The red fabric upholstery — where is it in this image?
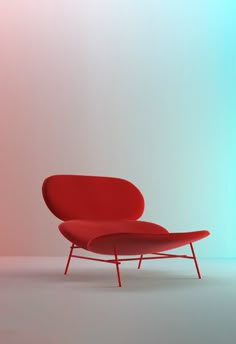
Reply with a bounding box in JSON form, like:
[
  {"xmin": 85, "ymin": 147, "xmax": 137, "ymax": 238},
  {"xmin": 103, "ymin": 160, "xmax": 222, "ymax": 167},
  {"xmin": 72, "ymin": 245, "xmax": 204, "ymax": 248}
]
[
  {"xmin": 42, "ymin": 174, "xmax": 210, "ymax": 285},
  {"xmin": 59, "ymin": 220, "xmax": 209, "ymax": 255},
  {"xmin": 87, "ymin": 231, "xmax": 210, "ymax": 255},
  {"xmin": 58, "ymin": 219, "xmax": 168, "ymax": 250},
  {"xmin": 42, "ymin": 175, "xmax": 144, "ymax": 221}
]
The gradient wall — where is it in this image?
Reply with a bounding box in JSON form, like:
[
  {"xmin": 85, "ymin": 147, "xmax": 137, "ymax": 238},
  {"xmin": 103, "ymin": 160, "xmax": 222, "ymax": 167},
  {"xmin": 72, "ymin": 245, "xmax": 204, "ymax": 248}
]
[{"xmin": 0, "ymin": 0, "xmax": 235, "ymax": 257}]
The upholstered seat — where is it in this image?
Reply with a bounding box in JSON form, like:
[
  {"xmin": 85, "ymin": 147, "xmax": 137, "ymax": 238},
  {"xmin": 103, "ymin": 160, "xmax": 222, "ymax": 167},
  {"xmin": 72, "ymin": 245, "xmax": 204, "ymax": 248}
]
[{"xmin": 59, "ymin": 219, "xmax": 209, "ymax": 255}]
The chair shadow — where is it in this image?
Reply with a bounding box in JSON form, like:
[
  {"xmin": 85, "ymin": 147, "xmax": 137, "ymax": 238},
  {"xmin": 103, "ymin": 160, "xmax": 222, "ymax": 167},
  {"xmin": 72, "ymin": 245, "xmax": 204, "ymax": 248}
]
[{"xmin": 0, "ymin": 264, "xmax": 230, "ymax": 292}]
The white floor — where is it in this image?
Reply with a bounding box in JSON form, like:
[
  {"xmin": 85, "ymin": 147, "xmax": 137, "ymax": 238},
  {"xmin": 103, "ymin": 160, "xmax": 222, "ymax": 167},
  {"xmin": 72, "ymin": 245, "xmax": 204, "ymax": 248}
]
[{"xmin": 0, "ymin": 256, "xmax": 236, "ymax": 344}]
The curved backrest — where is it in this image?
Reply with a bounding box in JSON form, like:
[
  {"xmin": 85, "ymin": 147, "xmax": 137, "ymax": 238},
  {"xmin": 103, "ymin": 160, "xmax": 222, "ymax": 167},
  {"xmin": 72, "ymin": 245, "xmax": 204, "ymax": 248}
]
[{"xmin": 42, "ymin": 175, "xmax": 145, "ymax": 221}]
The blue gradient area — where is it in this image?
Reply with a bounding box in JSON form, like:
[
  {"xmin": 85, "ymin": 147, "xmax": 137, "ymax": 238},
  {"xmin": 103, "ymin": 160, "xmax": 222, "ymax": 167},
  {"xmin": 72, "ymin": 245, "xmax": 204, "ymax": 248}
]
[{"xmin": 86, "ymin": 0, "xmax": 236, "ymax": 257}]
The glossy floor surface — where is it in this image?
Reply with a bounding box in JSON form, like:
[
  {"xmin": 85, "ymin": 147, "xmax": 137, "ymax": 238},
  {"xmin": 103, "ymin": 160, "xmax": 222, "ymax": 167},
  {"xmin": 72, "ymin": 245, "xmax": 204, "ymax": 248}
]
[{"xmin": 1, "ymin": 256, "xmax": 236, "ymax": 344}]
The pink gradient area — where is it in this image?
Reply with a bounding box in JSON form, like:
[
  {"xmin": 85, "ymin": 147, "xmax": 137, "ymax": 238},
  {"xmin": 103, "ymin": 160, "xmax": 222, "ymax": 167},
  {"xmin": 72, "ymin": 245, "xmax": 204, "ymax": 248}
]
[{"xmin": 0, "ymin": 330, "xmax": 66, "ymax": 344}]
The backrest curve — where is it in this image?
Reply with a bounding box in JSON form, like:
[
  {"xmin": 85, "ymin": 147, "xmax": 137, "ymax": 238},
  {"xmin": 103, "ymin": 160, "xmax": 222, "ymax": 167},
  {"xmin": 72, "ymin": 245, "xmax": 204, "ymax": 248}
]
[{"xmin": 42, "ymin": 175, "xmax": 145, "ymax": 221}]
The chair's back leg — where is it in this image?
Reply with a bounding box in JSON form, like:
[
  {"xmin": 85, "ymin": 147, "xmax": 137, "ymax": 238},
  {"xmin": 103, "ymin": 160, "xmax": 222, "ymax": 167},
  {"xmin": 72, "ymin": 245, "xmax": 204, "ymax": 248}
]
[
  {"xmin": 190, "ymin": 243, "xmax": 201, "ymax": 279},
  {"xmin": 137, "ymin": 254, "xmax": 143, "ymax": 269},
  {"xmin": 64, "ymin": 244, "xmax": 75, "ymax": 275}
]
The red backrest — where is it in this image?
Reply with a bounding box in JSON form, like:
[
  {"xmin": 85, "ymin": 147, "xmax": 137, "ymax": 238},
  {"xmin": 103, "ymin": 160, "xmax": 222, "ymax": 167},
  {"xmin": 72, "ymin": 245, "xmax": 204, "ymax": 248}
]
[{"xmin": 42, "ymin": 175, "xmax": 145, "ymax": 221}]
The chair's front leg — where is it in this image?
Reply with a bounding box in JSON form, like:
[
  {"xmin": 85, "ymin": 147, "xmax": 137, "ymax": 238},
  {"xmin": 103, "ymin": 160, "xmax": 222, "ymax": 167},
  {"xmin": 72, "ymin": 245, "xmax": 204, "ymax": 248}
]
[
  {"xmin": 64, "ymin": 243, "xmax": 75, "ymax": 275},
  {"xmin": 190, "ymin": 243, "xmax": 201, "ymax": 279},
  {"xmin": 114, "ymin": 246, "xmax": 122, "ymax": 287}
]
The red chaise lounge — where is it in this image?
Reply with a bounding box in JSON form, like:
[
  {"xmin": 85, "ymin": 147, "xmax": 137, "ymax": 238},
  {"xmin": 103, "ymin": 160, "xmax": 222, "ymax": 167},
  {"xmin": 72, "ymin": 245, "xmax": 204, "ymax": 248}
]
[{"xmin": 42, "ymin": 175, "xmax": 210, "ymax": 287}]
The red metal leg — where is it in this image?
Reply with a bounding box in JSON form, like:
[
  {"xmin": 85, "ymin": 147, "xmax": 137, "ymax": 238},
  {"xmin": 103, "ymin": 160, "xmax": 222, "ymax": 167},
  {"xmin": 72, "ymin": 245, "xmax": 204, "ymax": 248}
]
[
  {"xmin": 114, "ymin": 246, "xmax": 122, "ymax": 287},
  {"xmin": 138, "ymin": 254, "xmax": 143, "ymax": 269},
  {"xmin": 63, "ymin": 243, "xmax": 202, "ymax": 284},
  {"xmin": 190, "ymin": 243, "xmax": 201, "ymax": 279},
  {"xmin": 64, "ymin": 244, "xmax": 75, "ymax": 275}
]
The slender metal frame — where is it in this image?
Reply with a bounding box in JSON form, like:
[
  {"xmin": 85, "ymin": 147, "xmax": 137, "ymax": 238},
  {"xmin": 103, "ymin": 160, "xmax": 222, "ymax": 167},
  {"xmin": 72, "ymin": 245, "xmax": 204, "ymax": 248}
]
[
  {"xmin": 190, "ymin": 242, "xmax": 201, "ymax": 279},
  {"xmin": 63, "ymin": 242, "xmax": 202, "ymax": 286},
  {"xmin": 64, "ymin": 243, "xmax": 75, "ymax": 275}
]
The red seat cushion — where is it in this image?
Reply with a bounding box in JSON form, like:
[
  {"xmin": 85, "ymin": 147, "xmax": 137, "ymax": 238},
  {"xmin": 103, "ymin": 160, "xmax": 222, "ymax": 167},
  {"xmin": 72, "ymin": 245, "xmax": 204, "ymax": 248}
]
[
  {"xmin": 59, "ymin": 220, "xmax": 209, "ymax": 255},
  {"xmin": 59, "ymin": 220, "xmax": 168, "ymax": 248},
  {"xmin": 87, "ymin": 231, "xmax": 210, "ymax": 255}
]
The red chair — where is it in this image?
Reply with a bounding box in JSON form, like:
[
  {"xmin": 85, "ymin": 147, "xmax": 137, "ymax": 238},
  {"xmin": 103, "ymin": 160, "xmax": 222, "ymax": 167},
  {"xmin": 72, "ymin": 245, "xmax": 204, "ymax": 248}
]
[{"xmin": 42, "ymin": 175, "xmax": 210, "ymax": 287}]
